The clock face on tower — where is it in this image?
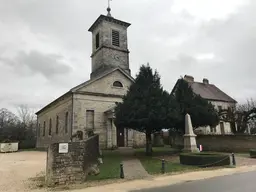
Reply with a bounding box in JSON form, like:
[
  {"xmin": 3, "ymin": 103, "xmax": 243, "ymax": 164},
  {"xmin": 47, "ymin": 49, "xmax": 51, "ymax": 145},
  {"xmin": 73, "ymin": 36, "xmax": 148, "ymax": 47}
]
[{"xmin": 114, "ymin": 54, "xmax": 120, "ymax": 61}]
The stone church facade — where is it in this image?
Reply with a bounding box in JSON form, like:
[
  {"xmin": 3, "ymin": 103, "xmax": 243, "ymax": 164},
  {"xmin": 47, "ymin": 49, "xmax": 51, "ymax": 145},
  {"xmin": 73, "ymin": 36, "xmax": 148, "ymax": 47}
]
[{"xmin": 36, "ymin": 10, "xmax": 146, "ymax": 149}]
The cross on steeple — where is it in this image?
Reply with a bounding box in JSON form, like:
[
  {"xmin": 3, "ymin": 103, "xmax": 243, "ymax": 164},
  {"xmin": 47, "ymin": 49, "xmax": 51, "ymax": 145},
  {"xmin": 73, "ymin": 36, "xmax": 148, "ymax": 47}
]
[{"xmin": 107, "ymin": 0, "xmax": 112, "ymax": 17}]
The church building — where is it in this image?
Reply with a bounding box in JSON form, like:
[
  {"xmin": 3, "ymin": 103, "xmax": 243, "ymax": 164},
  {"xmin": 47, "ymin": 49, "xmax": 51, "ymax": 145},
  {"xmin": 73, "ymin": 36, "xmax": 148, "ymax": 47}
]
[{"xmin": 36, "ymin": 7, "xmax": 146, "ymax": 149}]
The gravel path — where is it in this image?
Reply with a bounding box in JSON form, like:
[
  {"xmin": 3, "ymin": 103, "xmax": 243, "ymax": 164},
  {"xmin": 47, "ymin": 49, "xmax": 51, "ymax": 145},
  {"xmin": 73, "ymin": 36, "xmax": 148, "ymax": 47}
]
[
  {"xmin": 0, "ymin": 151, "xmax": 46, "ymax": 192},
  {"xmin": 118, "ymin": 148, "xmax": 152, "ymax": 180},
  {"xmin": 236, "ymin": 156, "xmax": 256, "ymax": 166},
  {"xmin": 122, "ymin": 158, "xmax": 151, "ymax": 180}
]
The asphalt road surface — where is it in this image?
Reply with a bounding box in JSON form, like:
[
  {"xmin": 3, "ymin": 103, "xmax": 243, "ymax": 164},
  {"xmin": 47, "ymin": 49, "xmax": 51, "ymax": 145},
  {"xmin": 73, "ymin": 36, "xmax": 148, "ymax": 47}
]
[{"xmin": 131, "ymin": 171, "xmax": 256, "ymax": 192}]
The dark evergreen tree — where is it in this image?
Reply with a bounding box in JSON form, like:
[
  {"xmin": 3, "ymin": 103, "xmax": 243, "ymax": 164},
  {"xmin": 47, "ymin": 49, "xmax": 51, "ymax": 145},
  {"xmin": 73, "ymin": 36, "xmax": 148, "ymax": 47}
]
[
  {"xmin": 173, "ymin": 78, "xmax": 219, "ymax": 133},
  {"xmin": 115, "ymin": 64, "xmax": 176, "ymax": 155}
]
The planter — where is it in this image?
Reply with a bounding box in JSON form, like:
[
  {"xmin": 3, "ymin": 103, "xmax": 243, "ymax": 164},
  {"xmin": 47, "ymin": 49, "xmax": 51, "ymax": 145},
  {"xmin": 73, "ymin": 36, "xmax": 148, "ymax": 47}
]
[
  {"xmin": 250, "ymin": 149, "xmax": 256, "ymax": 158},
  {"xmin": 179, "ymin": 152, "xmax": 230, "ymax": 167},
  {"xmin": 0, "ymin": 142, "xmax": 19, "ymax": 153}
]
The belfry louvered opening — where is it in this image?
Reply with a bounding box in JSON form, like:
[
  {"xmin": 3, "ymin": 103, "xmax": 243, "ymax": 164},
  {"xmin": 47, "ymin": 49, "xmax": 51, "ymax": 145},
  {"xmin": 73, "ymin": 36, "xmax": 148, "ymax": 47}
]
[{"xmin": 112, "ymin": 30, "xmax": 120, "ymax": 47}]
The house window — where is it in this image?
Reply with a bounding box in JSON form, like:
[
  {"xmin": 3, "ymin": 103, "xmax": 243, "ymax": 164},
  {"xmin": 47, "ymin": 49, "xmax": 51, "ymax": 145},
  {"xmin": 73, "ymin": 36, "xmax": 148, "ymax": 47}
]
[
  {"xmin": 218, "ymin": 106, "xmax": 222, "ymax": 111},
  {"xmin": 49, "ymin": 118, "xmax": 52, "ymax": 136},
  {"xmin": 43, "ymin": 121, "xmax": 46, "ymax": 136},
  {"xmin": 65, "ymin": 112, "xmax": 68, "ymax": 133},
  {"xmin": 112, "ymin": 30, "xmax": 120, "ymax": 47},
  {"xmin": 56, "ymin": 115, "xmax": 59, "ymax": 134},
  {"xmin": 95, "ymin": 32, "xmax": 100, "ymax": 49},
  {"xmin": 113, "ymin": 81, "xmax": 123, "ymax": 88}
]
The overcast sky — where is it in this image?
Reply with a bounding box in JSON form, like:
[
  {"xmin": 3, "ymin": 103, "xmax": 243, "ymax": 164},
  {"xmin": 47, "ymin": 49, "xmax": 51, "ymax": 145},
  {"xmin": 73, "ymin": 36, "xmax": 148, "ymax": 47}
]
[{"xmin": 0, "ymin": 0, "xmax": 255, "ymax": 113}]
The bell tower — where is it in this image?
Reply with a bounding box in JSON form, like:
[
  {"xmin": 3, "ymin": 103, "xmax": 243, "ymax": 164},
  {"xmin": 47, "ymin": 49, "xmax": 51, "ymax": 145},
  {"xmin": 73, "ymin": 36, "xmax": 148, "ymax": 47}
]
[{"xmin": 88, "ymin": 4, "xmax": 131, "ymax": 79}]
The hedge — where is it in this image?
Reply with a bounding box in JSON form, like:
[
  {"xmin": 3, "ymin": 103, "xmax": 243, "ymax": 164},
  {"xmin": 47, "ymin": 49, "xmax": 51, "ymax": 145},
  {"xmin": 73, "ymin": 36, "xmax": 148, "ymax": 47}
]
[
  {"xmin": 179, "ymin": 152, "xmax": 230, "ymax": 167},
  {"xmin": 250, "ymin": 149, "xmax": 256, "ymax": 158}
]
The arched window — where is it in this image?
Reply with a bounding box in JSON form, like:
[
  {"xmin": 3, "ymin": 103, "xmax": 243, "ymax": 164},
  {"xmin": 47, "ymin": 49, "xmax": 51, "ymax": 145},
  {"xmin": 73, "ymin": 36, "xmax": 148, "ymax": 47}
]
[{"xmin": 113, "ymin": 81, "xmax": 123, "ymax": 88}]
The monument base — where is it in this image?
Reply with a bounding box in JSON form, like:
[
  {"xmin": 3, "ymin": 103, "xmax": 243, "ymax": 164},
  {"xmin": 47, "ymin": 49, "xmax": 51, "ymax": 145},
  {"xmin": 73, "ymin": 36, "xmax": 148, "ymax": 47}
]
[{"xmin": 183, "ymin": 135, "xmax": 199, "ymax": 153}]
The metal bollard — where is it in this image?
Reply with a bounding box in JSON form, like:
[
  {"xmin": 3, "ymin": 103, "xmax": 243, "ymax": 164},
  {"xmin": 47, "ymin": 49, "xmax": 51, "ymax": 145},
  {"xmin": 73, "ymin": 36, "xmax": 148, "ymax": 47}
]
[
  {"xmin": 120, "ymin": 163, "xmax": 124, "ymax": 179},
  {"xmin": 232, "ymin": 153, "xmax": 236, "ymax": 166},
  {"xmin": 161, "ymin": 159, "xmax": 165, "ymax": 174}
]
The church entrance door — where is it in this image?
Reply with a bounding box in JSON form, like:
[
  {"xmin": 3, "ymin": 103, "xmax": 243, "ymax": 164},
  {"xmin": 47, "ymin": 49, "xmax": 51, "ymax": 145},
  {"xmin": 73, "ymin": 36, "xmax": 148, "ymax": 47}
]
[{"xmin": 117, "ymin": 127, "xmax": 125, "ymax": 147}]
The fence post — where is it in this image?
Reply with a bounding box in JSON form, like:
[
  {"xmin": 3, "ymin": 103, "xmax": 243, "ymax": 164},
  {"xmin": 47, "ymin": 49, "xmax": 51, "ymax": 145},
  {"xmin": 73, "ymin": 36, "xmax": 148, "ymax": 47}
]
[
  {"xmin": 161, "ymin": 159, "xmax": 165, "ymax": 174},
  {"xmin": 120, "ymin": 163, "xmax": 124, "ymax": 179},
  {"xmin": 232, "ymin": 153, "xmax": 236, "ymax": 166}
]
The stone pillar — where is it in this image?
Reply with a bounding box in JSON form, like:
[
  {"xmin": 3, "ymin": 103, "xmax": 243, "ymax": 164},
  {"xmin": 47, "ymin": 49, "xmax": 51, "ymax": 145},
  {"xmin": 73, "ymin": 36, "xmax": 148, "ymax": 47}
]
[
  {"xmin": 111, "ymin": 119, "xmax": 117, "ymax": 147},
  {"xmin": 183, "ymin": 114, "xmax": 199, "ymax": 152},
  {"xmin": 107, "ymin": 119, "xmax": 112, "ymax": 149}
]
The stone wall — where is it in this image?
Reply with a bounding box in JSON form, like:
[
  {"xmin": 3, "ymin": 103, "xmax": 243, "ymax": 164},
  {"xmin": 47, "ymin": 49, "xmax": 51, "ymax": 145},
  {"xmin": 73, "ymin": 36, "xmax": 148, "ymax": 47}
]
[
  {"xmin": 36, "ymin": 94, "xmax": 73, "ymax": 149},
  {"xmin": 46, "ymin": 135, "xmax": 100, "ymax": 186},
  {"xmin": 196, "ymin": 135, "xmax": 256, "ymax": 152},
  {"xmin": 163, "ymin": 134, "xmax": 256, "ymax": 152}
]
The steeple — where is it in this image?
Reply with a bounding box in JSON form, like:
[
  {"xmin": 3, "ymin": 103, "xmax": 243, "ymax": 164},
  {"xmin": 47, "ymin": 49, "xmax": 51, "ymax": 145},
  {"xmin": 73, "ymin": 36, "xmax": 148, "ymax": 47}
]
[
  {"xmin": 107, "ymin": 0, "xmax": 112, "ymax": 17},
  {"xmin": 88, "ymin": 4, "xmax": 131, "ymax": 79}
]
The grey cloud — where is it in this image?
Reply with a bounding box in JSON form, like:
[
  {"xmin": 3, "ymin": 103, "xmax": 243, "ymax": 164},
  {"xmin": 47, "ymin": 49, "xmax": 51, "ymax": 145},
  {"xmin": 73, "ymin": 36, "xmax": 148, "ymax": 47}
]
[
  {"xmin": 0, "ymin": 51, "xmax": 72, "ymax": 78},
  {"xmin": 0, "ymin": 0, "xmax": 255, "ymax": 111}
]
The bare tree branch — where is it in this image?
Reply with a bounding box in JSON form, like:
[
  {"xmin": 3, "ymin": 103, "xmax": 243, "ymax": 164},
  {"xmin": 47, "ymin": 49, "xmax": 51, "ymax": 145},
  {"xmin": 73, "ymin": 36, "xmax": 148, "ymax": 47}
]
[{"xmin": 16, "ymin": 105, "xmax": 36, "ymax": 129}]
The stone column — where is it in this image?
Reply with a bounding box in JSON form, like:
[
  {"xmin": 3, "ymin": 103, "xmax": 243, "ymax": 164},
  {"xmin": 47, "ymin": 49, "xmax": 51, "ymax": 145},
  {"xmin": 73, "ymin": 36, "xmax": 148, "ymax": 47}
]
[
  {"xmin": 107, "ymin": 119, "xmax": 112, "ymax": 149},
  {"xmin": 183, "ymin": 114, "xmax": 199, "ymax": 152},
  {"xmin": 111, "ymin": 119, "xmax": 117, "ymax": 147}
]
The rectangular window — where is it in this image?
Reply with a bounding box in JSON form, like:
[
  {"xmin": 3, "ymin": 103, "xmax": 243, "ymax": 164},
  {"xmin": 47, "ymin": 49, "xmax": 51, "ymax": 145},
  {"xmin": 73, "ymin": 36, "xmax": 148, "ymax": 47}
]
[
  {"xmin": 49, "ymin": 119, "xmax": 52, "ymax": 136},
  {"xmin": 38, "ymin": 123, "xmax": 40, "ymax": 137},
  {"xmin": 112, "ymin": 30, "xmax": 120, "ymax": 47},
  {"xmin": 96, "ymin": 32, "xmax": 100, "ymax": 49},
  {"xmin": 43, "ymin": 121, "xmax": 46, "ymax": 136},
  {"xmin": 218, "ymin": 106, "xmax": 222, "ymax": 111},
  {"xmin": 210, "ymin": 126, "xmax": 216, "ymax": 133},
  {"xmin": 86, "ymin": 110, "xmax": 95, "ymax": 130},
  {"xmin": 65, "ymin": 112, "xmax": 68, "ymax": 133},
  {"xmin": 56, "ymin": 115, "xmax": 59, "ymax": 134}
]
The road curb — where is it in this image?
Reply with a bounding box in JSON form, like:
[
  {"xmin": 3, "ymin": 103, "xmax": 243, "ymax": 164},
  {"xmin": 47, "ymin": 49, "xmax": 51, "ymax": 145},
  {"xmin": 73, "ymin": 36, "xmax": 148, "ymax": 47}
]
[{"xmin": 82, "ymin": 165, "xmax": 256, "ymax": 192}]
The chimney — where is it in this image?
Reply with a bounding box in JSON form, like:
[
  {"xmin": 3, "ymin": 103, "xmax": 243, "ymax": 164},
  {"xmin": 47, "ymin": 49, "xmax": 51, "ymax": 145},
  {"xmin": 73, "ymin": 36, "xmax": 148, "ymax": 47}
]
[
  {"xmin": 203, "ymin": 78, "xmax": 209, "ymax": 84},
  {"xmin": 184, "ymin": 75, "xmax": 194, "ymax": 82}
]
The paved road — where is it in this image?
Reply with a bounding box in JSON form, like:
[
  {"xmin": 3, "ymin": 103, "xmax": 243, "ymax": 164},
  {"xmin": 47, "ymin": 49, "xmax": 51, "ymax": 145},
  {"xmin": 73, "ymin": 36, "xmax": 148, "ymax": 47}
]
[{"xmin": 131, "ymin": 171, "xmax": 256, "ymax": 192}]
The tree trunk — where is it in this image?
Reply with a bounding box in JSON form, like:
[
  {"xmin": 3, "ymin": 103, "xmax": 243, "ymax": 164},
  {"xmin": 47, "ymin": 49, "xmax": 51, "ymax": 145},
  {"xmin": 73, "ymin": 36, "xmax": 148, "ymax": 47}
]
[{"xmin": 145, "ymin": 131, "xmax": 152, "ymax": 156}]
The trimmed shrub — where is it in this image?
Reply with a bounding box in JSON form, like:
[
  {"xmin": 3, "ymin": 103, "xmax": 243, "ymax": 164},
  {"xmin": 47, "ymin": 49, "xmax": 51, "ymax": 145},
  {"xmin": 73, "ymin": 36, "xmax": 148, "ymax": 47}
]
[
  {"xmin": 250, "ymin": 149, "xmax": 256, "ymax": 158},
  {"xmin": 180, "ymin": 152, "xmax": 230, "ymax": 167}
]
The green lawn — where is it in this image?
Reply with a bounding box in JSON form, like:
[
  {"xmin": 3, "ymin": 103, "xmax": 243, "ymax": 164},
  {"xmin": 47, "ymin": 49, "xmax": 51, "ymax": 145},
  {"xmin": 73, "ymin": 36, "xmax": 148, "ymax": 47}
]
[
  {"xmin": 139, "ymin": 156, "xmax": 196, "ymax": 174},
  {"xmin": 87, "ymin": 147, "xmax": 233, "ymax": 180},
  {"xmin": 135, "ymin": 147, "xmax": 197, "ymax": 174},
  {"xmin": 87, "ymin": 150, "xmax": 122, "ymax": 181}
]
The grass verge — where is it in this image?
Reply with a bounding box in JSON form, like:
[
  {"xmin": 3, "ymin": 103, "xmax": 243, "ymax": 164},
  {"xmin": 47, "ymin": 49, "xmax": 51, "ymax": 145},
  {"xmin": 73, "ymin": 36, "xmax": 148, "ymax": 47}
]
[
  {"xmin": 87, "ymin": 150, "xmax": 122, "ymax": 181},
  {"xmin": 139, "ymin": 156, "xmax": 196, "ymax": 174}
]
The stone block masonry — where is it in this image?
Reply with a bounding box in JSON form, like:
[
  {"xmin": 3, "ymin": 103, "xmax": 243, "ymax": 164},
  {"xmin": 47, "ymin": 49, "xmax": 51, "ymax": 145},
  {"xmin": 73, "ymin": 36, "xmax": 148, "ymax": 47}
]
[
  {"xmin": 46, "ymin": 135, "xmax": 100, "ymax": 186},
  {"xmin": 196, "ymin": 135, "xmax": 256, "ymax": 152}
]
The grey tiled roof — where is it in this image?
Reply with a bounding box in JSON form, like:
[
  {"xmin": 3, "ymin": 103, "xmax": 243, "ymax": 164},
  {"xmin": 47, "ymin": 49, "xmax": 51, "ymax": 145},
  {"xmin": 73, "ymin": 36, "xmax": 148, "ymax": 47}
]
[{"xmin": 188, "ymin": 81, "xmax": 237, "ymax": 103}]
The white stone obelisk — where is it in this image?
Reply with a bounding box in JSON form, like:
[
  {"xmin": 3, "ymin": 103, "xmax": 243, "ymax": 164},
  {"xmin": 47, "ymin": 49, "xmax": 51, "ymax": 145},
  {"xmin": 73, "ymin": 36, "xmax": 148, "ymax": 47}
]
[{"xmin": 183, "ymin": 114, "xmax": 199, "ymax": 152}]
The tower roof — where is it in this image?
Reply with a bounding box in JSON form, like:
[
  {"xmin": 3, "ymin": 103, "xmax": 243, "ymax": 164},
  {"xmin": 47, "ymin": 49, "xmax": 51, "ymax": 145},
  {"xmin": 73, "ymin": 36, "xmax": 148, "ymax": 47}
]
[{"xmin": 88, "ymin": 14, "xmax": 131, "ymax": 32}]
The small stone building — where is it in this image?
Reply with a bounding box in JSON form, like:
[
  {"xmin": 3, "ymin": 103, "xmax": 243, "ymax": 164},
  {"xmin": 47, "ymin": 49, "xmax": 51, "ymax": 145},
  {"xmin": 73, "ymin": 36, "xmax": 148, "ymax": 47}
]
[{"xmin": 36, "ymin": 9, "xmax": 146, "ymax": 149}]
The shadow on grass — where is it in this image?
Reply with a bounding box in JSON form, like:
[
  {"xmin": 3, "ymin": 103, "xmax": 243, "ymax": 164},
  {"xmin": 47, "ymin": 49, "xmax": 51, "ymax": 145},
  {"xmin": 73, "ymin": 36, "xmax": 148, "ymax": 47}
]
[{"xmin": 134, "ymin": 146, "xmax": 181, "ymax": 157}]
